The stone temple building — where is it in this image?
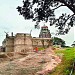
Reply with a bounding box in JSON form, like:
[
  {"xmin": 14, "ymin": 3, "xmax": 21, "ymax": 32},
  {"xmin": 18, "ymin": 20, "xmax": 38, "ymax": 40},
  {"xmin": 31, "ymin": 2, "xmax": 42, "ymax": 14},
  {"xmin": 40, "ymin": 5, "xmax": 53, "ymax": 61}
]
[{"xmin": 2, "ymin": 26, "xmax": 52, "ymax": 52}]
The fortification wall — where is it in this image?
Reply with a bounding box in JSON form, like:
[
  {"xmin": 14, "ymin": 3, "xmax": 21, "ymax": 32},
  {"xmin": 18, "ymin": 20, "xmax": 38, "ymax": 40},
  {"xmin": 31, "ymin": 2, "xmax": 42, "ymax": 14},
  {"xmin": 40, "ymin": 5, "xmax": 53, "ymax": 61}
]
[
  {"xmin": 2, "ymin": 33, "xmax": 52, "ymax": 52},
  {"xmin": 5, "ymin": 37, "xmax": 14, "ymax": 52},
  {"xmin": 14, "ymin": 33, "xmax": 33, "ymax": 53},
  {"xmin": 32, "ymin": 38, "xmax": 52, "ymax": 48}
]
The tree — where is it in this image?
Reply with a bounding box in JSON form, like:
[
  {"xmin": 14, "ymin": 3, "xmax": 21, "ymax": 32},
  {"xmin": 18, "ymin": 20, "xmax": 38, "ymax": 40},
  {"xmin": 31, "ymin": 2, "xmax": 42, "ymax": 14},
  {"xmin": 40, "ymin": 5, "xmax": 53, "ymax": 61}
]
[
  {"xmin": 52, "ymin": 37, "xmax": 66, "ymax": 47},
  {"xmin": 17, "ymin": 0, "xmax": 75, "ymax": 35},
  {"xmin": 71, "ymin": 41, "xmax": 75, "ymax": 47}
]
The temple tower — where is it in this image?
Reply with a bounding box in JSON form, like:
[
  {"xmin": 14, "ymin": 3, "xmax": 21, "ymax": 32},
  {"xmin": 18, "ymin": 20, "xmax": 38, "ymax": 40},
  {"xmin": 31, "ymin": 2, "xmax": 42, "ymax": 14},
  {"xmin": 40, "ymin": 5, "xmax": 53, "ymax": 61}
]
[{"xmin": 39, "ymin": 25, "xmax": 51, "ymax": 38}]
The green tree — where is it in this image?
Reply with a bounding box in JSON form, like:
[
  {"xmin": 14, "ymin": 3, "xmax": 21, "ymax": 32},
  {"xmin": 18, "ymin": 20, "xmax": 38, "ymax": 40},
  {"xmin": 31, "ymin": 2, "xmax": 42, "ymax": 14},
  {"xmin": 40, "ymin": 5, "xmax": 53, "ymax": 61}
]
[
  {"xmin": 52, "ymin": 37, "xmax": 66, "ymax": 47},
  {"xmin": 71, "ymin": 41, "xmax": 75, "ymax": 47},
  {"xmin": 17, "ymin": 0, "xmax": 75, "ymax": 35}
]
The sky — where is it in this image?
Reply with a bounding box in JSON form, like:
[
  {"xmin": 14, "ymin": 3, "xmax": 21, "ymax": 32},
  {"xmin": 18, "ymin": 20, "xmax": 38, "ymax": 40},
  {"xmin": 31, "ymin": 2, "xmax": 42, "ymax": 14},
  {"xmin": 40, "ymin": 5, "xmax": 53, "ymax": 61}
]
[{"xmin": 0, "ymin": 0, "xmax": 75, "ymax": 46}]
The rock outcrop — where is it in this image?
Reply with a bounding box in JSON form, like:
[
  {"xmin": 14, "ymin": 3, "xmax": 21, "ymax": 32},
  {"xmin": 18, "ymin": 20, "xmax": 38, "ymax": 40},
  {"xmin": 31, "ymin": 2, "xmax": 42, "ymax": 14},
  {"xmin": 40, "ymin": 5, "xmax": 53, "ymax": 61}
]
[{"xmin": 0, "ymin": 47, "xmax": 61, "ymax": 75}]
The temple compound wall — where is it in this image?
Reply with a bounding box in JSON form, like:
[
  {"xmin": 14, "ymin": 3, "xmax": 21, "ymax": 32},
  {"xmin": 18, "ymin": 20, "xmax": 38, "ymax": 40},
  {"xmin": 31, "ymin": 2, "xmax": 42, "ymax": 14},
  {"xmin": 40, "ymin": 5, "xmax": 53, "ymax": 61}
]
[
  {"xmin": 2, "ymin": 36, "xmax": 14, "ymax": 52},
  {"xmin": 14, "ymin": 33, "xmax": 33, "ymax": 52},
  {"xmin": 2, "ymin": 33, "xmax": 52, "ymax": 52}
]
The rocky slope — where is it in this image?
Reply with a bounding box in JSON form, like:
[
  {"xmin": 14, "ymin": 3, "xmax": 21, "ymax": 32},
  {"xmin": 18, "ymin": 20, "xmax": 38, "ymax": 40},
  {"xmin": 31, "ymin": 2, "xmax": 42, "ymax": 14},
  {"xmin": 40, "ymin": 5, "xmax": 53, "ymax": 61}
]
[{"xmin": 0, "ymin": 47, "xmax": 61, "ymax": 75}]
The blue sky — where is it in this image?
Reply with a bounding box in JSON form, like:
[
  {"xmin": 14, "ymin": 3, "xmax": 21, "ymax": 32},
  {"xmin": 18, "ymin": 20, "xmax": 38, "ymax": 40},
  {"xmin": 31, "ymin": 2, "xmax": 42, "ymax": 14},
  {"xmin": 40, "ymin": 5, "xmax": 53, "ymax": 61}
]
[{"xmin": 0, "ymin": 0, "xmax": 75, "ymax": 46}]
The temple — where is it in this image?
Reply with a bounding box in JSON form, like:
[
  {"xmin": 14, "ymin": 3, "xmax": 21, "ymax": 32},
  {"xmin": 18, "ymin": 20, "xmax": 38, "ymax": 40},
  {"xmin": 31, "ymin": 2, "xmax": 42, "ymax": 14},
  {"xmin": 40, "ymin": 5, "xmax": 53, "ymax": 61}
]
[{"xmin": 1, "ymin": 25, "xmax": 52, "ymax": 52}]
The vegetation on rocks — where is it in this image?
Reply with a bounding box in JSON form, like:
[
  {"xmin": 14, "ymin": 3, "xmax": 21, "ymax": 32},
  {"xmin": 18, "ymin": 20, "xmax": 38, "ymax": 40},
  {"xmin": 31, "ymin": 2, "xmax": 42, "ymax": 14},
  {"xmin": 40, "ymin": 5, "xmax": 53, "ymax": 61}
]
[{"xmin": 49, "ymin": 47, "xmax": 75, "ymax": 75}]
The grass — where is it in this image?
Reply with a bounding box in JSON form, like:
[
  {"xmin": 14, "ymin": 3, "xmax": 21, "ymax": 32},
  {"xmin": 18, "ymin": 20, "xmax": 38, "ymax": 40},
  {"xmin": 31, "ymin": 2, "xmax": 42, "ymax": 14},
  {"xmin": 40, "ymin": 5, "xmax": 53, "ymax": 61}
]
[
  {"xmin": 48, "ymin": 47, "xmax": 75, "ymax": 75},
  {"xmin": 38, "ymin": 47, "xmax": 45, "ymax": 51}
]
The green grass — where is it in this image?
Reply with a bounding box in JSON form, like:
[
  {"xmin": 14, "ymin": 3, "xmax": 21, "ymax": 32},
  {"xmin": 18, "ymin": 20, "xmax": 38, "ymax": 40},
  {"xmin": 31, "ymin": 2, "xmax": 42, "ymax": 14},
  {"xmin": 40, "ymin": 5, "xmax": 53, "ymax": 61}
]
[
  {"xmin": 48, "ymin": 47, "xmax": 75, "ymax": 75},
  {"xmin": 38, "ymin": 47, "xmax": 45, "ymax": 51}
]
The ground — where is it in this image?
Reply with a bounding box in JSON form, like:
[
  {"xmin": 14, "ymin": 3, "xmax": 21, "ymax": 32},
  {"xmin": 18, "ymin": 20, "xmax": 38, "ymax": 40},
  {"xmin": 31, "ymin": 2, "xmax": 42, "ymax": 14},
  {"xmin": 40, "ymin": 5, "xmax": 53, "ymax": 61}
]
[
  {"xmin": 1, "ymin": 47, "xmax": 74, "ymax": 75},
  {"xmin": 0, "ymin": 46, "xmax": 61, "ymax": 75}
]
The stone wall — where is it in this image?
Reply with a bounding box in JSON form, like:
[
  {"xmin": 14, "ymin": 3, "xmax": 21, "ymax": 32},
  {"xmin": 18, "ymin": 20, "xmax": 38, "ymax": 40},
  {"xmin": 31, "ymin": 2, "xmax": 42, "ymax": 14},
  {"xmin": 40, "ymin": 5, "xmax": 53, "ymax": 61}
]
[
  {"xmin": 32, "ymin": 38, "xmax": 52, "ymax": 48},
  {"xmin": 14, "ymin": 33, "xmax": 33, "ymax": 53},
  {"xmin": 5, "ymin": 37, "xmax": 14, "ymax": 52},
  {"xmin": 2, "ymin": 33, "xmax": 52, "ymax": 52}
]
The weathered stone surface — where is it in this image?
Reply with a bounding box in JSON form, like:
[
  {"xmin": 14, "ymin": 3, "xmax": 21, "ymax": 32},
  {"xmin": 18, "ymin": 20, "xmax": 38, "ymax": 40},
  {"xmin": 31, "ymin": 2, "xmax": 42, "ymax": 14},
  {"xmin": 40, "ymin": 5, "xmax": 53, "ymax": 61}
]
[
  {"xmin": 2, "ymin": 33, "xmax": 52, "ymax": 53},
  {"xmin": 0, "ymin": 47, "xmax": 61, "ymax": 75}
]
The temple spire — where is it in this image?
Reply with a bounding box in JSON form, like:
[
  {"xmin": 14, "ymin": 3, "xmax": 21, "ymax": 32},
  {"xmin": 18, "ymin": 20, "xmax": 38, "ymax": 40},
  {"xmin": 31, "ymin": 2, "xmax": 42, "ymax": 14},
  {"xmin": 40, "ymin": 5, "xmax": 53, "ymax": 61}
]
[{"xmin": 39, "ymin": 25, "xmax": 51, "ymax": 38}]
